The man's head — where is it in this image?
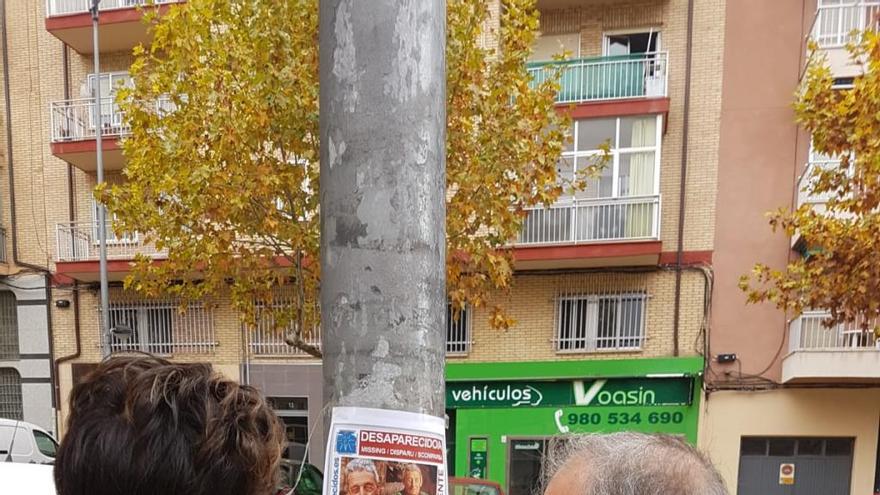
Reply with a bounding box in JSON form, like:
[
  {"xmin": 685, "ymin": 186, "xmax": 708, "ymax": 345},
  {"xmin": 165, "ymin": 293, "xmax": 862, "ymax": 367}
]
[
  {"xmin": 543, "ymin": 432, "xmax": 728, "ymax": 495},
  {"xmin": 401, "ymin": 464, "xmax": 424, "ymax": 495},
  {"xmin": 344, "ymin": 458, "xmax": 380, "ymax": 495},
  {"xmin": 54, "ymin": 355, "xmax": 285, "ymax": 495}
]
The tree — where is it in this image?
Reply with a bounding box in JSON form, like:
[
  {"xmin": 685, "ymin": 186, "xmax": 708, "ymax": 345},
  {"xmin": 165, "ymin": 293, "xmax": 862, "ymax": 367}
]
[
  {"xmin": 105, "ymin": 0, "xmax": 588, "ymax": 356},
  {"xmin": 741, "ymin": 31, "xmax": 880, "ymax": 335}
]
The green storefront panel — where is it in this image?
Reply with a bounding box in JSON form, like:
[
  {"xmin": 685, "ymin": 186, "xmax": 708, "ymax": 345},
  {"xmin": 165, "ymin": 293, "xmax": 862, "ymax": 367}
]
[{"xmin": 445, "ymin": 357, "xmax": 703, "ymax": 493}]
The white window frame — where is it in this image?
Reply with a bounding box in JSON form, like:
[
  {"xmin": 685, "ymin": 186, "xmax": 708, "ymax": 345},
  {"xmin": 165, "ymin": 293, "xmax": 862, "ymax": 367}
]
[
  {"xmin": 555, "ymin": 292, "xmax": 647, "ymax": 353},
  {"xmin": 446, "ymin": 303, "xmax": 472, "ymax": 356},
  {"xmin": 602, "ymin": 28, "xmax": 662, "ymax": 56},
  {"xmin": 561, "ymin": 114, "xmax": 663, "ymax": 202}
]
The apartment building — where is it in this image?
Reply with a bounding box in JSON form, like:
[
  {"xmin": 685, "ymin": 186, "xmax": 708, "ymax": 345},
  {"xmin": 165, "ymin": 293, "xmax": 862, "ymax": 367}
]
[
  {"xmin": 443, "ymin": 1, "xmax": 724, "ymax": 492},
  {"xmin": 0, "ymin": 0, "xmax": 726, "ymax": 490},
  {"xmin": 0, "ymin": 0, "xmax": 329, "ymax": 464},
  {"xmin": 19, "ymin": 1, "xmax": 880, "ymax": 494},
  {"xmin": 700, "ymin": 1, "xmax": 880, "ymax": 494}
]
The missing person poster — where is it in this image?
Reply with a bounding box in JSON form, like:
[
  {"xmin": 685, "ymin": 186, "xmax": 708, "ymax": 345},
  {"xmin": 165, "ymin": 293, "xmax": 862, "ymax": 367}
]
[{"xmin": 323, "ymin": 407, "xmax": 448, "ymax": 495}]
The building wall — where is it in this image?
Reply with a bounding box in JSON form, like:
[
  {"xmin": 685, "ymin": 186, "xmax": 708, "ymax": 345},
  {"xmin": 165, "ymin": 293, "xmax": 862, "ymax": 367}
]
[
  {"xmin": 0, "ymin": 274, "xmax": 53, "ymax": 434},
  {"xmin": 709, "ymin": 0, "xmax": 813, "ymax": 385},
  {"xmin": 537, "ymin": 0, "xmax": 725, "ymax": 255},
  {"xmin": 457, "ymin": 269, "xmax": 707, "ymax": 363},
  {"xmin": 699, "ymin": 388, "xmax": 880, "ymax": 494}
]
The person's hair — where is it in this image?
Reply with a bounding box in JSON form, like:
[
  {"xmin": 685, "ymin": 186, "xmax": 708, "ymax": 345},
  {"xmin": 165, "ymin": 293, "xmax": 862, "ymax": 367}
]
[
  {"xmin": 542, "ymin": 432, "xmax": 728, "ymax": 495},
  {"xmin": 54, "ymin": 355, "xmax": 285, "ymax": 495},
  {"xmin": 401, "ymin": 463, "xmax": 422, "ymax": 479},
  {"xmin": 344, "ymin": 458, "xmax": 380, "ymax": 485}
]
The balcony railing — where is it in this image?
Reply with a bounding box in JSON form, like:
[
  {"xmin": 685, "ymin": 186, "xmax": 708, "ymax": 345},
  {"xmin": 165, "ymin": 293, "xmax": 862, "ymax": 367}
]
[
  {"xmin": 527, "ymin": 52, "xmax": 668, "ymax": 104},
  {"xmin": 46, "ymin": 0, "xmax": 181, "ymax": 17},
  {"xmin": 50, "ymin": 96, "xmax": 173, "ymax": 143},
  {"xmin": 814, "ymin": 1, "xmax": 880, "ymax": 48},
  {"xmin": 789, "ymin": 312, "xmax": 879, "ymax": 352},
  {"xmin": 56, "ymin": 222, "xmax": 166, "ymax": 262},
  {"xmin": 796, "ymin": 159, "xmax": 840, "ymax": 209},
  {"xmin": 99, "ymin": 297, "xmax": 216, "ymax": 355},
  {"xmin": 516, "ymin": 195, "xmax": 660, "ymax": 246}
]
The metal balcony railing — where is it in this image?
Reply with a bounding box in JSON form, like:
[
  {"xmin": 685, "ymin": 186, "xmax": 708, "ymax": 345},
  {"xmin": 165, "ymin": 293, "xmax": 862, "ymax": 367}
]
[
  {"xmin": 56, "ymin": 222, "xmax": 166, "ymax": 262},
  {"xmin": 814, "ymin": 1, "xmax": 880, "ymax": 48},
  {"xmin": 99, "ymin": 297, "xmax": 216, "ymax": 355},
  {"xmin": 527, "ymin": 52, "xmax": 668, "ymax": 104},
  {"xmin": 516, "ymin": 195, "xmax": 661, "ymax": 246},
  {"xmin": 789, "ymin": 311, "xmax": 879, "ymax": 352},
  {"xmin": 49, "ymin": 96, "xmax": 173, "ymax": 143},
  {"xmin": 796, "ymin": 159, "xmax": 840, "ymax": 209},
  {"xmin": 46, "ymin": 0, "xmax": 181, "ymax": 17}
]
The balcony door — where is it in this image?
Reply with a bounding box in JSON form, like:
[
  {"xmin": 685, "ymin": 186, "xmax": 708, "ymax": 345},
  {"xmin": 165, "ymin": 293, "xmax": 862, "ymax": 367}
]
[
  {"xmin": 604, "ymin": 30, "xmax": 664, "ymax": 97},
  {"xmin": 86, "ymin": 72, "xmax": 132, "ymax": 132}
]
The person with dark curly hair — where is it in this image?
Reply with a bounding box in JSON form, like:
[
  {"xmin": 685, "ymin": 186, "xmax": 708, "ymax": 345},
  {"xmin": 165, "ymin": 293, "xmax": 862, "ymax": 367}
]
[{"xmin": 54, "ymin": 355, "xmax": 286, "ymax": 495}]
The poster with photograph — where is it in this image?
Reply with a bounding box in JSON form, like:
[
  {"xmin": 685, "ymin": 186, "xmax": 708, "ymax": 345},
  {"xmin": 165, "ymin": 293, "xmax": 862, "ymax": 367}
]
[{"xmin": 323, "ymin": 407, "xmax": 447, "ymax": 495}]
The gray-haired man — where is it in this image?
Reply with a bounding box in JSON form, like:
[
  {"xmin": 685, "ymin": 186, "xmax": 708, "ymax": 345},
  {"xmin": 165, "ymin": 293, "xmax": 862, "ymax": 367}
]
[
  {"xmin": 542, "ymin": 432, "xmax": 728, "ymax": 495},
  {"xmin": 344, "ymin": 458, "xmax": 381, "ymax": 495}
]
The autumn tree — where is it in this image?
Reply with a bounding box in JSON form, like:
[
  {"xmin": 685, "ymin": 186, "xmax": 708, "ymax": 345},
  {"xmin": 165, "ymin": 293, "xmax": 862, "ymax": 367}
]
[
  {"xmin": 741, "ymin": 31, "xmax": 880, "ymax": 334},
  {"xmin": 106, "ymin": 0, "xmax": 584, "ymax": 356}
]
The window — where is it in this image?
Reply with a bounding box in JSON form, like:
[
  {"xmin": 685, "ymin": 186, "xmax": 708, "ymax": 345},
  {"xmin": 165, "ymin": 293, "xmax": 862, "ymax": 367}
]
[
  {"xmin": 740, "ymin": 437, "xmax": 855, "ymax": 457},
  {"xmin": 561, "ymin": 115, "xmax": 661, "ymax": 201},
  {"xmin": 0, "ymin": 368, "xmax": 23, "ymax": 421},
  {"xmin": 0, "ymin": 292, "xmax": 18, "ymax": 360},
  {"xmin": 604, "ymin": 30, "xmax": 660, "ymax": 56},
  {"xmin": 518, "ymin": 115, "xmax": 661, "ymax": 244},
  {"xmin": 556, "ymin": 293, "xmax": 646, "ymax": 352},
  {"xmin": 33, "ymin": 431, "xmax": 57, "ymax": 458},
  {"xmin": 531, "ymin": 32, "xmax": 580, "ymax": 62},
  {"xmin": 446, "ymin": 303, "xmax": 472, "ymax": 355},
  {"xmin": 106, "ymin": 303, "xmax": 174, "ymax": 355}
]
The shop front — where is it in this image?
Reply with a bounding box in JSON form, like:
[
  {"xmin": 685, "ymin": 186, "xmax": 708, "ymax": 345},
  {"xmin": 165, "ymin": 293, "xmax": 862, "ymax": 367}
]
[{"xmin": 445, "ymin": 358, "xmax": 703, "ymax": 495}]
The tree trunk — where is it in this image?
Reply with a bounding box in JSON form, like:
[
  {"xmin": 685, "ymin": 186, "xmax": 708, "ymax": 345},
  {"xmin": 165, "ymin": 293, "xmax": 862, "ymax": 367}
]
[{"xmin": 319, "ymin": 0, "xmax": 447, "ymax": 418}]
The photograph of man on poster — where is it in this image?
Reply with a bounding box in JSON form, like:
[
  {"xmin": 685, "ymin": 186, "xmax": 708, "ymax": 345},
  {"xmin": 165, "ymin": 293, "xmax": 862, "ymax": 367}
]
[{"xmin": 340, "ymin": 458, "xmax": 438, "ymax": 495}]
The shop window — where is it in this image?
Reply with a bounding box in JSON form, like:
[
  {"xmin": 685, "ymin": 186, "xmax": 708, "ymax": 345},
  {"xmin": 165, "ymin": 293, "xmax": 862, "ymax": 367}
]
[
  {"xmin": 0, "ymin": 292, "xmax": 18, "ymax": 360},
  {"xmin": 556, "ymin": 293, "xmax": 646, "ymax": 352},
  {"xmin": 0, "ymin": 368, "xmax": 23, "ymax": 421},
  {"xmin": 447, "ymin": 303, "xmax": 472, "ymax": 356}
]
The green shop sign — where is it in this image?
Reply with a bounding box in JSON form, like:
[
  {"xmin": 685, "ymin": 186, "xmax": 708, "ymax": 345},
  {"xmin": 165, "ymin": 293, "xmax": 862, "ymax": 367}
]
[{"xmin": 447, "ymin": 377, "xmax": 692, "ymax": 408}]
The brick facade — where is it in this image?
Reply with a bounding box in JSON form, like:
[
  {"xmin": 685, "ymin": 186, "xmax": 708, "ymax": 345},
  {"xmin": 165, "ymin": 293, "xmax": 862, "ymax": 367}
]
[{"xmin": 1, "ymin": 0, "xmax": 723, "ymax": 434}]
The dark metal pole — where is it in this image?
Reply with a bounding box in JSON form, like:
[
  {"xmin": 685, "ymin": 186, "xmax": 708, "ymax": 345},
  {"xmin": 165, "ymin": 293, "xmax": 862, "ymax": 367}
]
[
  {"xmin": 91, "ymin": 0, "xmax": 110, "ymax": 357},
  {"xmin": 319, "ymin": 0, "xmax": 447, "ymax": 417}
]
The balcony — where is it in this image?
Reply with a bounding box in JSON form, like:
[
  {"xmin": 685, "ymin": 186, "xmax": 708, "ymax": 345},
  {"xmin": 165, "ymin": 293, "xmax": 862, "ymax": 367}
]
[
  {"xmin": 513, "ymin": 195, "xmax": 662, "ymax": 269},
  {"xmin": 813, "ymin": 1, "xmax": 880, "ymax": 77},
  {"xmin": 783, "ymin": 312, "xmax": 880, "ymax": 383},
  {"xmin": 49, "ymin": 96, "xmax": 172, "ymax": 172},
  {"xmin": 814, "ymin": 1, "xmax": 880, "ymax": 48},
  {"xmin": 45, "ymin": 0, "xmax": 182, "ymax": 54},
  {"xmin": 528, "ymin": 52, "xmax": 668, "ymax": 105},
  {"xmin": 55, "ymin": 222, "xmax": 166, "ymax": 282},
  {"xmin": 792, "ymin": 158, "xmax": 845, "ymax": 250}
]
